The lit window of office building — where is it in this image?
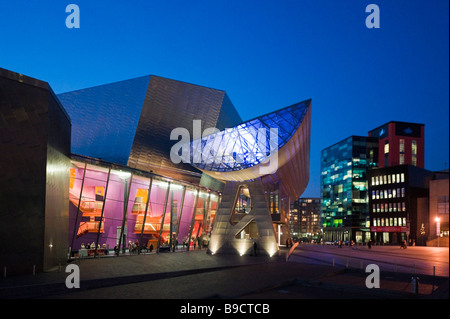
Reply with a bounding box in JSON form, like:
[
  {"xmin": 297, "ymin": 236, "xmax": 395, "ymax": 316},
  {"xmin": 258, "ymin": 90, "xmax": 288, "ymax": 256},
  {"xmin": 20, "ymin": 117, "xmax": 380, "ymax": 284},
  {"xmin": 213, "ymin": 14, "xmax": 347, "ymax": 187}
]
[
  {"xmin": 320, "ymin": 136, "xmax": 378, "ymax": 243},
  {"xmin": 368, "ymin": 121, "xmax": 424, "ymax": 169},
  {"xmin": 428, "ymin": 170, "xmax": 449, "ymax": 246},
  {"xmin": 290, "ymin": 198, "xmax": 321, "ymax": 242},
  {"xmin": 368, "ymin": 165, "xmax": 433, "ymax": 245}
]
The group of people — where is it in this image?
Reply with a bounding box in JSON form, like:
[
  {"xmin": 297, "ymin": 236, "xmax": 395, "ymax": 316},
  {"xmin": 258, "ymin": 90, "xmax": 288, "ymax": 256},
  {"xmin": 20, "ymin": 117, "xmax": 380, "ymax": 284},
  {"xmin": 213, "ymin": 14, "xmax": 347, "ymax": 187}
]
[
  {"xmin": 112, "ymin": 240, "xmax": 148, "ymax": 255},
  {"xmin": 81, "ymin": 242, "xmax": 103, "ymax": 250},
  {"xmin": 182, "ymin": 236, "xmax": 207, "ymax": 250},
  {"xmin": 128, "ymin": 240, "xmax": 141, "ymax": 254},
  {"xmin": 80, "ymin": 242, "xmax": 109, "ymax": 256},
  {"xmin": 81, "ymin": 242, "xmax": 107, "ymax": 251},
  {"xmin": 285, "ymin": 238, "xmax": 294, "ymax": 248}
]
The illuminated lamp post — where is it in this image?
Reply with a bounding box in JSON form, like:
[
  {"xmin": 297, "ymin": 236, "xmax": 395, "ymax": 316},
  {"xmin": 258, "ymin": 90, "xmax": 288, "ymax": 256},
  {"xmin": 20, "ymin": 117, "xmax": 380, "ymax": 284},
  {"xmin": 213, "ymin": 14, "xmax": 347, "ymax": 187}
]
[{"xmin": 435, "ymin": 217, "xmax": 441, "ymax": 247}]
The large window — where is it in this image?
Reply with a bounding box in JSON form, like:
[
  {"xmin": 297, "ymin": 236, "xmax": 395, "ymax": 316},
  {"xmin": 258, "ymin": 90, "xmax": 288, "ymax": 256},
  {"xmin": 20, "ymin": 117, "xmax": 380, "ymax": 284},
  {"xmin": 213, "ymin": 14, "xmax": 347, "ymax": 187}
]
[
  {"xmin": 399, "ymin": 139, "xmax": 405, "ymax": 153},
  {"xmin": 438, "ymin": 196, "xmax": 449, "ymax": 215},
  {"xmin": 399, "ymin": 154, "xmax": 405, "ymax": 165},
  {"xmin": 69, "ymin": 161, "xmax": 219, "ymax": 256},
  {"xmin": 412, "ymin": 140, "xmax": 417, "ymax": 166}
]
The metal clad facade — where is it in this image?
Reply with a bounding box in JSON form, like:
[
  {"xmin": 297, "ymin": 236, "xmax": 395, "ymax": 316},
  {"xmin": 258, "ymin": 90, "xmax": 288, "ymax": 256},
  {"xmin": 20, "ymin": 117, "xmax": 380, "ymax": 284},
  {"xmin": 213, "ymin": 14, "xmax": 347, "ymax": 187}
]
[
  {"xmin": 127, "ymin": 76, "xmax": 241, "ymax": 182},
  {"xmin": 0, "ymin": 68, "xmax": 71, "ymax": 274},
  {"xmin": 57, "ymin": 76, "xmax": 150, "ymax": 165}
]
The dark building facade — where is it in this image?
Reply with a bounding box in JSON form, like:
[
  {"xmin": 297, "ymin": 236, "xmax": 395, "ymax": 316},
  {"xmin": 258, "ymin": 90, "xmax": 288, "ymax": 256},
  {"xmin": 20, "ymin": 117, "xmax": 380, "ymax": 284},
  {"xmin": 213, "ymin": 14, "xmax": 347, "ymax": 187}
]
[
  {"xmin": 0, "ymin": 68, "xmax": 72, "ymax": 275},
  {"xmin": 428, "ymin": 170, "xmax": 449, "ymax": 246},
  {"xmin": 369, "ymin": 121, "xmax": 425, "ymax": 169},
  {"xmin": 320, "ymin": 136, "xmax": 379, "ymax": 243},
  {"xmin": 368, "ymin": 164, "xmax": 433, "ymax": 245}
]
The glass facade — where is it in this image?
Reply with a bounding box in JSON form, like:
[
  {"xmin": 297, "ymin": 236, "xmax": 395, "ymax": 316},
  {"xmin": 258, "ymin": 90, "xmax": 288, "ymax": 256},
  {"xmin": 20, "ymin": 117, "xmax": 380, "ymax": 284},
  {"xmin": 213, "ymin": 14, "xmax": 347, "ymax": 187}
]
[
  {"xmin": 320, "ymin": 136, "xmax": 378, "ymax": 243},
  {"xmin": 68, "ymin": 157, "xmax": 219, "ymax": 257},
  {"xmin": 190, "ymin": 100, "xmax": 309, "ymax": 172}
]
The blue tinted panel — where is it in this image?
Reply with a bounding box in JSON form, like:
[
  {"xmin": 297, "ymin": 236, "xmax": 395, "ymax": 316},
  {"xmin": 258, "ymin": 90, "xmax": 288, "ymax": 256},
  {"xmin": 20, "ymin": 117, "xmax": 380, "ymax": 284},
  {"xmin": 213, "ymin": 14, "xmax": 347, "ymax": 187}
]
[
  {"xmin": 190, "ymin": 99, "xmax": 310, "ymax": 172},
  {"xmin": 58, "ymin": 76, "xmax": 150, "ymax": 164}
]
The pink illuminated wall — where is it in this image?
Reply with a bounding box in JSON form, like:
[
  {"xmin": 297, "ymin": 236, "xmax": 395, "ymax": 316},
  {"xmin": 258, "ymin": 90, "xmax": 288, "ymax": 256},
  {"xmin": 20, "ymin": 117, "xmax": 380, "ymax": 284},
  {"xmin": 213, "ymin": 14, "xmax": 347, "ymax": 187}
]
[{"xmin": 68, "ymin": 163, "xmax": 219, "ymax": 254}]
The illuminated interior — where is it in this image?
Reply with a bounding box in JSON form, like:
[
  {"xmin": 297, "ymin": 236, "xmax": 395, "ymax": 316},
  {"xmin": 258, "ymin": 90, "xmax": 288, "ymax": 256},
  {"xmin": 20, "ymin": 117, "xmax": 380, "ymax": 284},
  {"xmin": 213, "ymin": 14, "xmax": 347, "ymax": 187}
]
[
  {"xmin": 230, "ymin": 186, "xmax": 251, "ymax": 225},
  {"xmin": 68, "ymin": 159, "xmax": 219, "ymax": 255}
]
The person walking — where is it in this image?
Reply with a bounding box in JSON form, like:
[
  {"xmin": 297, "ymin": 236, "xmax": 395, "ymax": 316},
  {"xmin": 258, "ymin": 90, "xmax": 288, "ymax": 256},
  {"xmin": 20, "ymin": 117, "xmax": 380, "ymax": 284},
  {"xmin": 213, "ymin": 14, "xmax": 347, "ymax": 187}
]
[{"xmin": 253, "ymin": 241, "xmax": 258, "ymax": 256}]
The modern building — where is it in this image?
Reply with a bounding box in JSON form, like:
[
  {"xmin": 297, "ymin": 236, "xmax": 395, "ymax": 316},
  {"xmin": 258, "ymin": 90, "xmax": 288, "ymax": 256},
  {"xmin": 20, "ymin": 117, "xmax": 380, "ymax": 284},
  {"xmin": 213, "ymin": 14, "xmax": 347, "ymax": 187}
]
[
  {"xmin": 320, "ymin": 136, "xmax": 379, "ymax": 243},
  {"xmin": 190, "ymin": 100, "xmax": 312, "ymax": 256},
  {"xmin": 367, "ymin": 164, "xmax": 433, "ymax": 245},
  {"xmin": 1, "ymin": 67, "xmax": 311, "ymax": 274},
  {"xmin": 0, "ymin": 68, "xmax": 71, "ymax": 275},
  {"xmin": 56, "ymin": 75, "xmax": 245, "ymax": 260},
  {"xmin": 368, "ymin": 121, "xmax": 425, "ymax": 169},
  {"xmin": 57, "ymin": 75, "xmax": 242, "ymax": 185},
  {"xmin": 365, "ymin": 121, "xmax": 440, "ymax": 246},
  {"xmin": 428, "ymin": 170, "xmax": 449, "ymax": 246},
  {"xmin": 289, "ymin": 198, "xmax": 321, "ymax": 242}
]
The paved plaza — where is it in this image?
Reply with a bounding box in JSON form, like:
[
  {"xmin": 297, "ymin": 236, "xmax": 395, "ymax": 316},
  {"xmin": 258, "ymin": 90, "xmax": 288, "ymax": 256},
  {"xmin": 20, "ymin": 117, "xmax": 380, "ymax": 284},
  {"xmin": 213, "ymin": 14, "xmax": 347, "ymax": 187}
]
[{"xmin": 0, "ymin": 245, "xmax": 448, "ymax": 300}]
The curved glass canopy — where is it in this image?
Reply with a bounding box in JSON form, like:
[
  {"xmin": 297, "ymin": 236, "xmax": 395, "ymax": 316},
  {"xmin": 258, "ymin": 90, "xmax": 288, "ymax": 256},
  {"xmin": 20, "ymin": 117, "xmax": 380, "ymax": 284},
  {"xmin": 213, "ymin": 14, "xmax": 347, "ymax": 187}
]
[{"xmin": 189, "ymin": 99, "xmax": 310, "ymax": 173}]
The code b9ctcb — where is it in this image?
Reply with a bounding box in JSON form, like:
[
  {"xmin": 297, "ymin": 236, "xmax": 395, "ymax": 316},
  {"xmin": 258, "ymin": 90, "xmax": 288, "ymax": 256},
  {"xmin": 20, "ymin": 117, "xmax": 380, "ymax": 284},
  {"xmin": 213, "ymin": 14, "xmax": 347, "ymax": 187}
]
[{"xmin": 224, "ymin": 304, "xmax": 270, "ymax": 314}]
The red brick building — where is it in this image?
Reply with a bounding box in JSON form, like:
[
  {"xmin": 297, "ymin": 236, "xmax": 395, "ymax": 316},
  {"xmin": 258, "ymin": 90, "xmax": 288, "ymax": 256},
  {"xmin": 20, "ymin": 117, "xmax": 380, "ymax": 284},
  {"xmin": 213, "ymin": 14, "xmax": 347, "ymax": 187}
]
[{"xmin": 369, "ymin": 121, "xmax": 424, "ymax": 169}]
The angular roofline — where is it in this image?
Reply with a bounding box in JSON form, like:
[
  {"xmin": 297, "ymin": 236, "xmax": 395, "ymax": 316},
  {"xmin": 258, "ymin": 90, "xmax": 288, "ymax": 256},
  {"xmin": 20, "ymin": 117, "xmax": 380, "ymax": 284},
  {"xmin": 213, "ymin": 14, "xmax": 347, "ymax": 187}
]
[
  {"xmin": 57, "ymin": 75, "xmax": 151, "ymax": 95},
  {"xmin": 237, "ymin": 98, "xmax": 311, "ymax": 126},
  {"xmin": 149, "ymin": 75, "xmax": 226, "ymax": 94},
  {"xmin": 321, "ymin": 135, "xmax": 378, "ymax": 154},
  {"xmin": 368, "ymin": 121, "xmax": 425, "ymax": 134},
  {"xmin": 0, "ymin": 67, "xmax": 72, "ymax": 124},
  {"xmin": 57, "ymin": 74, "xmax": 227, "ymax": 95}
]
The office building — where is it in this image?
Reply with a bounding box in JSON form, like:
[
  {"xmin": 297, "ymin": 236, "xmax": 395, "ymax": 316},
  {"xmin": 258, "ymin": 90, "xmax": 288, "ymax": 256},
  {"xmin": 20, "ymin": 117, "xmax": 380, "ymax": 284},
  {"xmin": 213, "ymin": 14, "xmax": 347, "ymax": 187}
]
[
  {"xmin": 368, "ymin": 121, "xmax": 424, "ymax": 168},
  {"xmin": 368, "ymin": 164, "xmax": 433, "ymax": 245},
  {"xmin": 290, "ymin": 198, "xmax": 321, "ymax": 242},
  {"xmin": 320, "ymin": 136, "xmax": 378, "ymax": 243},
  {"xmin": 428, "ymin": 170, "xmax": 449, "ymax": 246}
]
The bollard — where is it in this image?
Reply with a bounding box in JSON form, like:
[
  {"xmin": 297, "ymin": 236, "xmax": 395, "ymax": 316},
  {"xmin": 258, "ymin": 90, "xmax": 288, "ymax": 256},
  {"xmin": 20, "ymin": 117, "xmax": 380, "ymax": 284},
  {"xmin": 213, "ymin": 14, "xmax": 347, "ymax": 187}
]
[
  {"xmin": 3, "ymin": 266, "xmax": 6, "ymax": 278},
  {"xmin": 33, "ymin": 265, "xmax": 36, "ymax": 276},
  {"xmin": 411, "ymin": 276, "xmax": 419, "ymax": 294},
  {"xmin": 432, "ymin": 266, "xmax": 436, "ymax": 291}
]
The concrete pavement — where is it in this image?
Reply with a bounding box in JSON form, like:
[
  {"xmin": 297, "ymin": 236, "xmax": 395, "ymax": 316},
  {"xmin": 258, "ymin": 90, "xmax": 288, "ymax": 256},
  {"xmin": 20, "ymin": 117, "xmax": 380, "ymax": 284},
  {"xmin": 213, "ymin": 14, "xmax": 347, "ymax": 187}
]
[{"xmin": 0, "ymin": 246, "xmax": 448, "ymax": 300}]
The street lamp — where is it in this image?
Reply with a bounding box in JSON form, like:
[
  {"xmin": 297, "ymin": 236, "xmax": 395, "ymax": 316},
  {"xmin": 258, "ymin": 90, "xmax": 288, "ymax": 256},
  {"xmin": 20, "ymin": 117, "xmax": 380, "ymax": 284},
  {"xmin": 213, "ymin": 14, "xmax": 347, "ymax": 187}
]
[{"xmin": 435, "ymin": 217, "xmax": 441, "ymax": 247}]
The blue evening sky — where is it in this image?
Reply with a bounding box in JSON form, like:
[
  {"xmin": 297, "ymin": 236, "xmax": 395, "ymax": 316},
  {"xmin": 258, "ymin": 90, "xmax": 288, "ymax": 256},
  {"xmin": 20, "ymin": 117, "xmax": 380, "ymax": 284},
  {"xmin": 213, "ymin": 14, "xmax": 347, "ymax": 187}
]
[{"xmin": 0, "ymin": 1, "xmax": 448, "ymax": 197}]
